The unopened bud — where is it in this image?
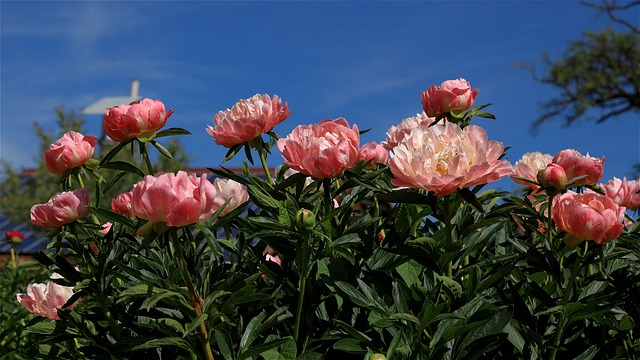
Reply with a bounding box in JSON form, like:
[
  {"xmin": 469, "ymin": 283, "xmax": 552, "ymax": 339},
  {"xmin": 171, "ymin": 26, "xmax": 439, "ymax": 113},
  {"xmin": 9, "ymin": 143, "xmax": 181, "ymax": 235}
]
[
  {"xmin": 371, "ymin": 354, "xmax": 387, "ymax": 360},
  {"xmin": 5, "ymin": 230, "xmax": 24, "ymax": 245},
  {"xmin": 537, "ymin": 163, "xmax": 567, "ymax": 194},
  {"xmin": 295, "ymin": 209, "xmax": 316, "ymax": 230}
]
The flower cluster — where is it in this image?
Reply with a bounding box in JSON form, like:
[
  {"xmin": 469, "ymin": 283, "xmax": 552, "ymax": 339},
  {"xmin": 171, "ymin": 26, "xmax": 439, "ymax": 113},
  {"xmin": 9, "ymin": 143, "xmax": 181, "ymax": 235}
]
[{"xmin": 15, "ymin": 78, "xmax": 637, "ymax": 360}]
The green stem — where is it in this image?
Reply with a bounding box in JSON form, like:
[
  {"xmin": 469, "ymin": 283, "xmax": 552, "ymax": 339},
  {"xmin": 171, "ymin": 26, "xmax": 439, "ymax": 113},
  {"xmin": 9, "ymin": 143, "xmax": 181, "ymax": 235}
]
[
  {"xmin": 294, "ymin": 234, "xmax": 310, "ymax": 347},
  {"xmin": 444, "ymin": 195, "xmax": 453, "ymax": 278},
  {"xmin": 259, "ymin": 148, "xmax": 273, "ymax": 186},
  {"xmin": 548, "ymin": 246, "xmax": 585, "ymax": 360},
  {"xmin": 547, "ymin": 194, "xmax": 555, "ymax": 246},
  {"xmin": 10, "ymin": 247, "xmax": 17, "ymax": 268},
  {"xmin": 173, "ymin": 231, "xmax": 215, "ymax": 360},
  {"xmin": 322, "ymin": 179, "xmax": 333, "ymax": 216},
  {"xmin": 139, "ymin": 141, "xmax": 154, "ymax": 175}
]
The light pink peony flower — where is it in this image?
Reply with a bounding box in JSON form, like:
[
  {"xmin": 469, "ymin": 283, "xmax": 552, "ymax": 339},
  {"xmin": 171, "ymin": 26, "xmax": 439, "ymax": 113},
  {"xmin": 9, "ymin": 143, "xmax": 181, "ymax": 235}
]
[
  {"xmin": 30, "ymin": 188, "xmax": 90, "ymax": 229},
  {"xmin": 358, "ymin": 142, "xmax": 388, "ymax": 168},
  {"xmin": 421, "ymin": 78, "xmax": 479, "ymax": 118},
  {"xmin": 112, "ymin": 191, "xmax": 133, "ymax": 217},
  {"xmin": 261, "ymin": 253, "xmax": 282, "ymax": 281},
  {"xmin": 16, "ymin": 274, "xmax": 77, "ymax": 320},
  {"xmin": 552, "ymin": 149, "xmax": 604, "ymax": 186},
  {"xmin": 210, "ymin": 178, "xmax": 249, "ymax": 217},
  {"xmin": 277, "ymin": 118, "xmax": 361, "ymax": 180},
  {"xmin": 602, "ymin": 177, "xmax": 640, "ymax": 211},
  {"xmin": 389, "ymin": 122, "xmax": 511, "ymax": 196},
  {"xmin": 129, "ymin": 171, "xmax": 217, "ymax": 227},
  {"xmin": 103, "ymin": 98, "xmax": 173, "ymax": 142},
  {"xmin": 44, "ymin": 131, "xmax": 98, "ymax": 174},
  {"xmin": 510, "ymin": 152, "xmax": 554, "ymax": 191},
  {"xmin": 381, "ymin": 112, "xmax": 435, "ymax": 151},
  {"xmin": 207, "ymin": 94, "xmax": 291, "ymax": 148},
  {"xmin": 552, "ymin": 191, "xmax": 625, "ymax": 245}
]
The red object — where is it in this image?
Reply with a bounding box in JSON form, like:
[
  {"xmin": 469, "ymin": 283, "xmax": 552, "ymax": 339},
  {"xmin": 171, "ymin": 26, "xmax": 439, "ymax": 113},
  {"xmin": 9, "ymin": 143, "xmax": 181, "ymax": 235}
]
[{"xmin": 5, "ymin": 230, "xmax": 24, "ymax": 245}]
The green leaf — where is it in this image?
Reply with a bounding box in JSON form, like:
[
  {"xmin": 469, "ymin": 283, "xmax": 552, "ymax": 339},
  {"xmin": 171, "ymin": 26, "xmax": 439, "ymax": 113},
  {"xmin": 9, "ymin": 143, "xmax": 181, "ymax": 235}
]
[
  {"xmin": 129, "ymin": 337, "xmax": 192, "ymax": 351},
  {"xmin": 99, "ymin": 160, "xmax": 145, "ymax": 178},
  {"xmin": 151, "ymin": 139, "xmax": 173, "ymax": 159},
  {"xmin": 214, "ymin": 329, "xmax": 235, "ymax": 360},
  {"xmin": 389, "ymin": 312, "xmax": 421, "ymax": 326},
  {"xmin": 620, "ymin": 315, "xmax": 635, "ymax": 331},
  {"xmin": 237, "ymin": 339, "xmax": 290, "ymax": 360},
  {"xmin": 240, "ymin": 311, "xmax": 267, "ymax": 350},
  {"xmin": 87, "ymin": 206, "xmax": 137, "ymax": 228},
  {"xmin": 578, "ymin": 280, "xmax": 607, "ymax": 300},
  {"xmin": 155, "ymin": 127, "xmax": 192, "ymax": 138},
  {"xmin": 396, "ymin": 260, "xmax": 421, "ymax": 288},
  {"xmin": 378, "ymin": 189, "xmax": 431, "ymax": 204},
  {"xmin": 99, "ymin": 139, "xmax": 134, "ymax": 165},
  {"xmin": 332, "ymin": 338, "xmax": 367, "ymax": 354},
  {"xmin": 573, "ymin": 345, "xmax": 598, "ymax": 360},
  {"xmin": 503, "ymin": 322, "xmax": 526, "ymax": 353},
  {"xmin": 183, "ymin": 314, "xmax": 208, "ymax": 338}
]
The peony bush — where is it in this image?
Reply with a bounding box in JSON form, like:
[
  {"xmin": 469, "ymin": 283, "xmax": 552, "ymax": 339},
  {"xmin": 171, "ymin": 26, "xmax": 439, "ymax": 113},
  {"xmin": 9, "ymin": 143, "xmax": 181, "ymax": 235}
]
[{"xmin": 10, "ymin": 83, "xmax": 640, "ymax": 360}]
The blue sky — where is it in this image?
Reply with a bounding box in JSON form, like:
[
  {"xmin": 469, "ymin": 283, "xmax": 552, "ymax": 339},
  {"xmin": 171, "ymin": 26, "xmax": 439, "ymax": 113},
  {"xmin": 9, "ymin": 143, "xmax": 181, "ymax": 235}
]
[{"xmin": 1, "ymin": 1, "xmax": 638, "ymax": 191}]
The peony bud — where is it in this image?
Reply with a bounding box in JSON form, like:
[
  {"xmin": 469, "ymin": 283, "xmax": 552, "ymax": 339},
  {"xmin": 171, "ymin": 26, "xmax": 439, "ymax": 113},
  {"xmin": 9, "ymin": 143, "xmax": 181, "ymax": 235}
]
[
  {"xmin": 371, "ymin": 354, "xmax": 387, "ymax": 360},
  {"xmin": 5, "ymin": 230, "xmax": 24, "ymax": 245},
  {"xmin": 295, "ymin": 209, "xmax": 316, "ymax": 230},
  {"xmin": 537, "ymin": 163, "xmax": 567, "ymax": 194}
]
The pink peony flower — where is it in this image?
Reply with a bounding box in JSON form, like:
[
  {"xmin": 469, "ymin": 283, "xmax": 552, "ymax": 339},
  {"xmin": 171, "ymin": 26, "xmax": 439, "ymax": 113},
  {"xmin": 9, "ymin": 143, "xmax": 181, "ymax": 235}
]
[
  {"xmin": 16, "ymin": 275, "xmax": 78, "ymax": 320},
  {"xmin": 30, "ymin": 188, "xmax": 90, "ymax": 229},
  {"xmin": 421, "ymin": 78, "xmax": 479, "ymax": 118},
  {"xmin": 261, "ymin": 252, "xmax": 282, "ymax": 281},
  {"xmin": 358, "ymin": 142, "xmax": 388, "ymax": 168},
  {"xmin": 510, "ymin": 152, "xmax": 554, "ymax": 191},
  {"xmin": 389, "ymin": 122, "xmax": 511, "ymax": 196},
  {"xmin": 552, "ymin": 191, "xmax": 625, "ymax": 245},
  {"xmin": 277, "ymin": 118, "xmax": 361, "ymax": 180},
  {"xmin": 381, "ymin": 112, "xmax": 435, "ymax": 151},
  {"xmin": 537, "ymin": 163, "xmax": 568, "ymax": 193},
  {"xmin": 103, "ymin": 98, "xmax": 173, "ymax": 142},
  {"xmin": 206, "ymin": 94, "xmax": 291, "ymax": 148},
  {"xmin": 44, "ymin": 131, "xmax": 98, "ymax": 174},
  {"xmin": 112, "ymin": 191, "xmax": 133, "ymax": 217},
  {"xmin": 129, "ymin": 171, "xmax": 217, "ymax": 227},
  {"xmin": 210, "ymin": 178, "xmax": 249, "ymax": 217},
  {"xmin": 552, "ymin": 149, "xmax": 604, "ymax": 186},
  {"xmin": 602, "ymin": 177, "xmax": 640, "ymax": 211}
]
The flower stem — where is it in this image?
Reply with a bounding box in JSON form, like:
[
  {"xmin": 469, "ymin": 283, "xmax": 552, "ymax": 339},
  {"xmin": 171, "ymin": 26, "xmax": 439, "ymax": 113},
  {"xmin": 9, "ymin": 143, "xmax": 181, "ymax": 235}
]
[
  {"xmin": 10, "ymin": 247, "xmax": 17, "ymax": 268},
  {"xmin": 547, "ymin": 194, "xmax": 555, "ymax": 245},
  {"xmin": 259, "ymin": 148, "xmax": 273, "ymax": 186},
  {"xmin": 173, "ymin": 231, "xmax": 215, "ymax": 360},
  {"xmin": 548, "ymin": 245, "xmax": 585, "ymax": 360},
  {"xmin": 139, "ymin": 141, "xmax": 154, "ymax": 175},
  {"xmin": 444, "ymin": 195, "xmax": 453, "ymax": 277},
  {"xmin": 322, "ymin": 179, "xmax": 333, "ymax": 216},
  {"xmin": 294, "ymin": 234, "xmax": 310, "ymax": 348}
]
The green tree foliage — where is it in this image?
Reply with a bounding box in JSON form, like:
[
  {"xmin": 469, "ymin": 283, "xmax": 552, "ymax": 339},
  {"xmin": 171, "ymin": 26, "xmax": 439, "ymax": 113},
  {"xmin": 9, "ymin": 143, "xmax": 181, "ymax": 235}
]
[
  {"xmin": 525, "ymin": 0, "xmax": 640, "ymax": 130},
  {"xmin": 0, "ymin": 107, "xmax": 192, "ymax": 232}
]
